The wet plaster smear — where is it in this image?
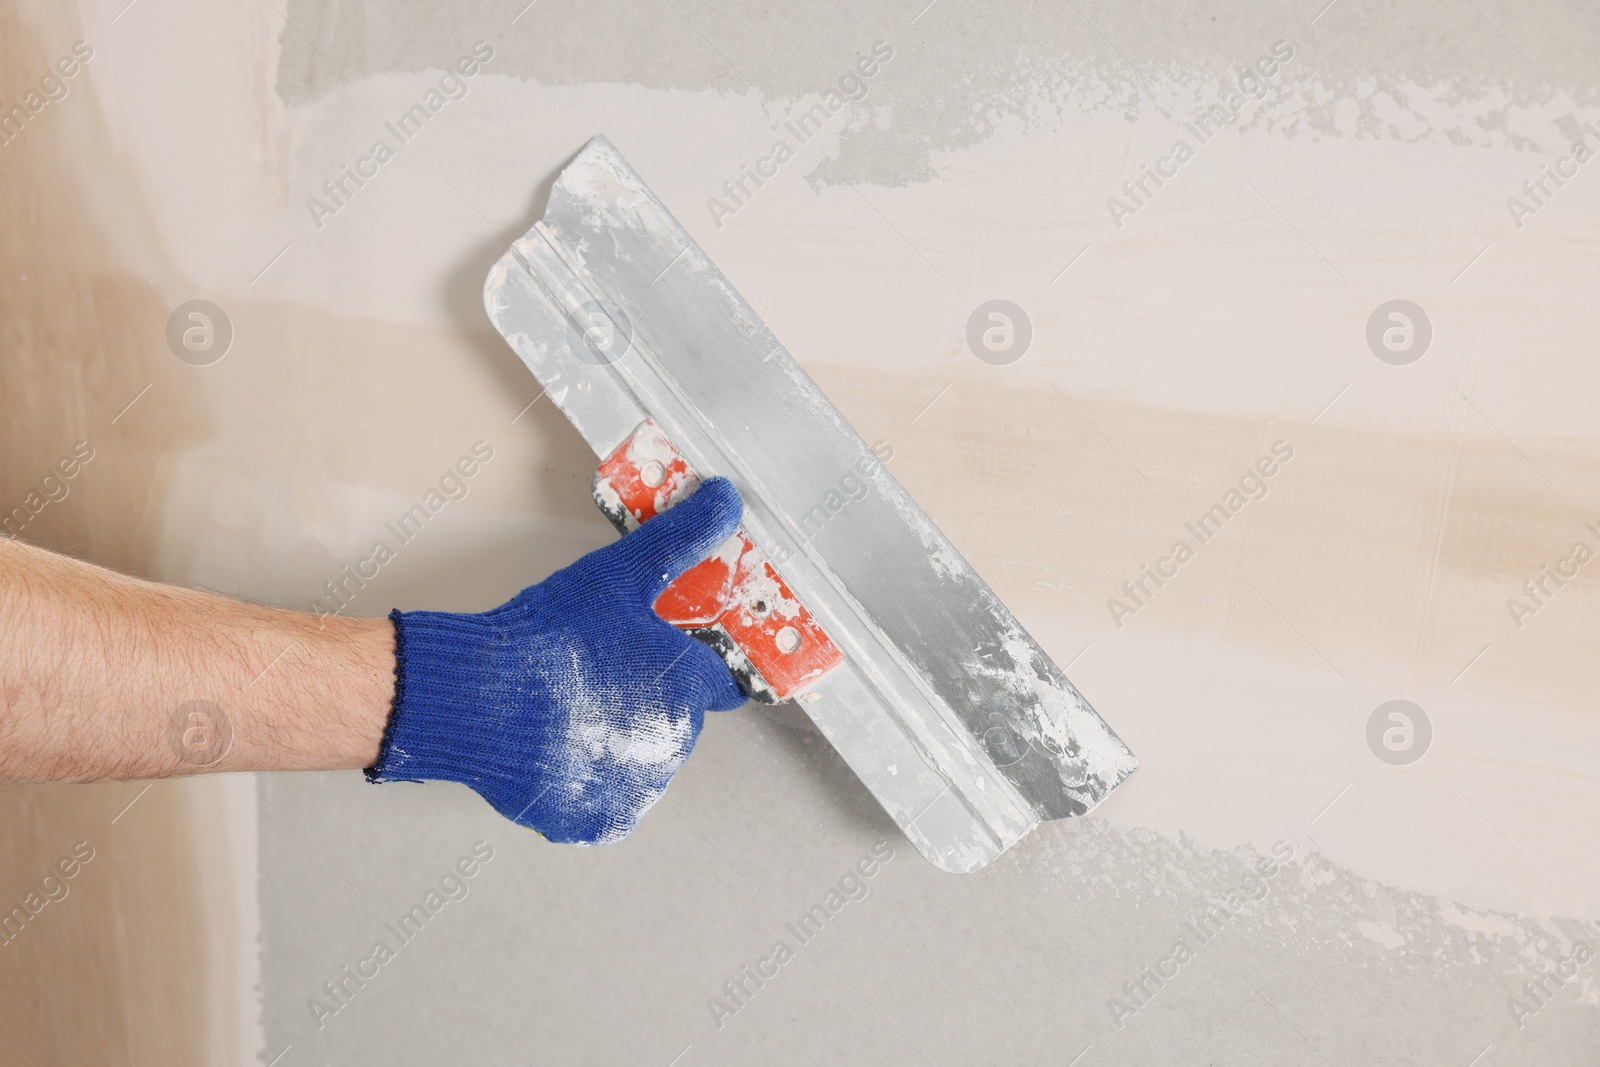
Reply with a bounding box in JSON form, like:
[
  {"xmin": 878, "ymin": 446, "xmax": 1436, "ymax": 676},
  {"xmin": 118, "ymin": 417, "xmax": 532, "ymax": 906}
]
[{"xmin": 29, "ymin": 0, "xmax": 1600, "ymax": 1061}]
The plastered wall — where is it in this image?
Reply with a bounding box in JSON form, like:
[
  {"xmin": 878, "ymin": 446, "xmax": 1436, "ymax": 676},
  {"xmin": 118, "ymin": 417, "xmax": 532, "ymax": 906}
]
[{"xmin": 5, "ymin": 0, "xmax": 1600, "ymax": 1062}]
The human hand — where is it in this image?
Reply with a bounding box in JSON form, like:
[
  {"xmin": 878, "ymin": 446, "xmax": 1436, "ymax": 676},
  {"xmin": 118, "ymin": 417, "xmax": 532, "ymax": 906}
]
[{"xmin": 367, "ymin": 477, "xmax": 748, "ymax": 843}]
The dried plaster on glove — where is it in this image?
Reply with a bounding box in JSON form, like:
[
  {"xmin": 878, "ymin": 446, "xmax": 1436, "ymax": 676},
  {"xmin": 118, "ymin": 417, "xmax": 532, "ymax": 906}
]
[{"xmin": 549, "ymin": 643, "xmax": 694, "ymax": 844}]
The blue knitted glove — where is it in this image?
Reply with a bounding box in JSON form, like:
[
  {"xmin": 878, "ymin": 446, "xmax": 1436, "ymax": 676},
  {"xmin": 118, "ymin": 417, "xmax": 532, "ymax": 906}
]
[{"xmin": 367, "ymin": 477, "xmax": 748, "ymax": 844}]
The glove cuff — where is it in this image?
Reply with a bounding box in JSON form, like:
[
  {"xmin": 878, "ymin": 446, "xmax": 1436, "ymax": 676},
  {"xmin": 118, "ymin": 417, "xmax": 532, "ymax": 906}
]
[
  {"xmin": 365, "ymin": 607, "xmax": 499, "ymax": 786},
  {"xmin": 363, "ymin": 610, "xmax": 407, "ymax": 784}
]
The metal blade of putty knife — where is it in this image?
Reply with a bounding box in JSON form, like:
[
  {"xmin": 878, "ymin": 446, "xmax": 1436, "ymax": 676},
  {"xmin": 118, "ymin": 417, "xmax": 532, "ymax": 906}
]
[{"xmin": 483, "ymin": 136, "xmax": 1136, "ymax": 872}]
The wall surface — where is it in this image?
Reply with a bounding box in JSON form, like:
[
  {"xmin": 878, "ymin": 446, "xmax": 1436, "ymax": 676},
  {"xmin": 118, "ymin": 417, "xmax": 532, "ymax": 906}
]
[
  {"xmin": 5, "ymin": 0, "xmax": 1600, "ymax": 1062},
  {"xmin": 0, "ymin": 3, "xmax": 258, "ymax": 1064}
]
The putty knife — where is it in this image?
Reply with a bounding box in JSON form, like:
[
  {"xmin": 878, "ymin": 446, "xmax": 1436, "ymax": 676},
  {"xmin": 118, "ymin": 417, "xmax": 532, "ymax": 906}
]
[{"xmin": 483, "ymin": 136, "xmax": 1135, "ymax": 873}]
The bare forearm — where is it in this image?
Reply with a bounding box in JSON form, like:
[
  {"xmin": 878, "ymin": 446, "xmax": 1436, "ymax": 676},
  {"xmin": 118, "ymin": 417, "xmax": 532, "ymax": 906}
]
[{"xmin": 0, "ymin": 538, "xmax": 394, "ymax": 781}]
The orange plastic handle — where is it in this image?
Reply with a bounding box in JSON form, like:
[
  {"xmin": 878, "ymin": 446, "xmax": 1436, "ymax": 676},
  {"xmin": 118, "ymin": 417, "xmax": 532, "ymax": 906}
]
[{"xmin": 593, "ymin": 421, "xmax": 842, "ymax": 701}]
